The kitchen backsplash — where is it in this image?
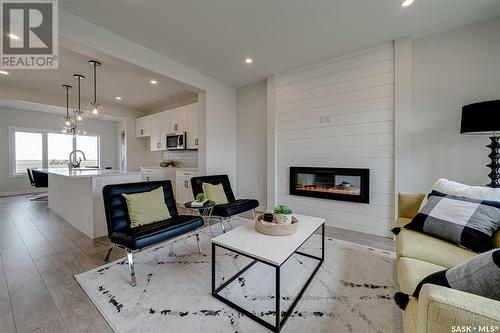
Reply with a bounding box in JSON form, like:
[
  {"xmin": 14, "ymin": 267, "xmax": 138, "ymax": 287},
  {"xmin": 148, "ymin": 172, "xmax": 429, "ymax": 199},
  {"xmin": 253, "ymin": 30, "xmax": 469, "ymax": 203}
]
[{"xmin": 162, "ymin": 150, "xmax": 198, "ymax": 168}]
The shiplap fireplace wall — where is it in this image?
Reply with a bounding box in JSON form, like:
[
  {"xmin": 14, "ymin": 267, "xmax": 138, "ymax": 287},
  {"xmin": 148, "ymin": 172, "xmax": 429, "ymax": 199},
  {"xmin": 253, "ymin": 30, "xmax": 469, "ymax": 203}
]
[{"xmin": 272, "ymin": 42, "xmax": 395, "ymax": 237}]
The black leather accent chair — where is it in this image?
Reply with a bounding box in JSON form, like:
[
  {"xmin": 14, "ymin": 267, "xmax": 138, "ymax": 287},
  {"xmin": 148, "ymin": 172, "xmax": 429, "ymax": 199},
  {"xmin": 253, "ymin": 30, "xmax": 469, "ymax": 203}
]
[
  {"xmin": 190, "ymin": 175, "xmax": 259, "ymax": 232},
  {"xmin": 102, "ymin": 180, "xmax": 204, "ymax": 286},
  {"xmin": 28, "ymin": 169, "xmax": 48, "ymax": 201}
]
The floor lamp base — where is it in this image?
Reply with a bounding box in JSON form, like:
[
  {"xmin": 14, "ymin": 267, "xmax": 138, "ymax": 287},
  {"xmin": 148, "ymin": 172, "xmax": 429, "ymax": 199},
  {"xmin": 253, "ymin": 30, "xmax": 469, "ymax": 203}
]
[{"xmin": 486, "ymin": 136, "xmax": 500, "ymax": 188}]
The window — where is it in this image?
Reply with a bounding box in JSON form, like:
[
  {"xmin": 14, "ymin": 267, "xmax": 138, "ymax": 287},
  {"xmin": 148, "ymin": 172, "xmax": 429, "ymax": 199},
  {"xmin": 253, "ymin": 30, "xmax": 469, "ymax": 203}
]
[
  {"xmin": 48, "ymin": 133, "xmax": 74, "ymax": 168},
  {"xmin": 14, "ymin": 131, "xmax": 43, "ymax": 174},
  {"xmin": 76, "ymin": 135, "xmax": 99, "ymax": 168},
  {"xmin": 11, "ymin": 128, "xmax": 101, "ymax": 176}
]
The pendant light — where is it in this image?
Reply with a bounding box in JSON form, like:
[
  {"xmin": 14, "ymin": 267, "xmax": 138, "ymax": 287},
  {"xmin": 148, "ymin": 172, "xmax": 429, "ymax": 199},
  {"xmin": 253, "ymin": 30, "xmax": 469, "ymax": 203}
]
[
  {"xmin": 86, "ymin": 60, "xmax": 103, "ymax": 116},
  {"xmin": 72, "ymin": 74, "xmax": 87, "ymax": 136},
  {"xmin": 60, "ymin": 84, "xmax": 74, "ymax": 132}
]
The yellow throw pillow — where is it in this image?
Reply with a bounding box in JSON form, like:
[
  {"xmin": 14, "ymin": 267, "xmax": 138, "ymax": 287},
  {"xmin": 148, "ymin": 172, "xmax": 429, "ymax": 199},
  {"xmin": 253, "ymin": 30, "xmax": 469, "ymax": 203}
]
[
  {"xmin": 122, "ymin": 187, "xmax": 171, "ymax": 228},
  {"xmin": 202, "ymin": 183, "xmax": 228, "ymax": 205}
]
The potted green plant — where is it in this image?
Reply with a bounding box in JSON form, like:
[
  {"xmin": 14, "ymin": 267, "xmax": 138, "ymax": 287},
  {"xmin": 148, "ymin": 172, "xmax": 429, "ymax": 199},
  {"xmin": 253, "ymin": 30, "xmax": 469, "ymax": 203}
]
[
  {"xmin": 196, "ymin": 193, "xmax": 206, "ymax": 203},
  {"xmin": 192, "ymin": 193, "xmax": 207, "ymax": 207},
  {"xmin": 273, "ymin": 204, "xmax": 293, "ymax": 224}
]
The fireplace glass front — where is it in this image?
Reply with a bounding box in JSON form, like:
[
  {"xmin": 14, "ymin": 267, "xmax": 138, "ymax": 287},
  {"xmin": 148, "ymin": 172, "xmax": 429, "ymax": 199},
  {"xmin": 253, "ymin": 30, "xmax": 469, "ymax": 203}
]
[{"xmin": 290, "ymin": 167, "xmax": 369, "ymax": 203}]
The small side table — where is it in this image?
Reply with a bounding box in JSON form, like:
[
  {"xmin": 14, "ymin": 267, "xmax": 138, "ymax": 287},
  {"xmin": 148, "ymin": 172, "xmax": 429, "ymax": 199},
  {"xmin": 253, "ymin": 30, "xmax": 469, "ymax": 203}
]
[{"xmin": 184, "ymin": 200, "xmax": 216, "ymax": 236}]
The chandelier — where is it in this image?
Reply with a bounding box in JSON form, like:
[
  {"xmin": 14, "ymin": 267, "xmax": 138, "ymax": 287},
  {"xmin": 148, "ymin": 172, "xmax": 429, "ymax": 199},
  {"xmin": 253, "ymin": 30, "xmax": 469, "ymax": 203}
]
[{"xmin": 60, "ymin": 59, "xmax": 104, "ymax": 136}]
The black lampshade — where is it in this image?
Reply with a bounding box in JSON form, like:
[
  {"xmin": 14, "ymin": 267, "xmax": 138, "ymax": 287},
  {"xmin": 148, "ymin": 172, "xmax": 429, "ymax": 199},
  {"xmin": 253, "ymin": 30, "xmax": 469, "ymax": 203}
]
[{"xmin": 460, "ymin": 100, "xmax": 500, "ymax": 135}]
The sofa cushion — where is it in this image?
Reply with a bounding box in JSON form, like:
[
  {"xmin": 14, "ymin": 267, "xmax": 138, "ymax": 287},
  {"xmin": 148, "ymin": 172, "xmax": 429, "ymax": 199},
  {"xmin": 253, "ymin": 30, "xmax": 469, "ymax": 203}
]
[
  {"xmin": 405, "ymin": 191, "xmax": 500, "ymax": 253},
  {"xmin": 410, "ymin": 249, "xmax": 500, "ymax": 302},
  {"xmin": 212, "ymin": 199, "xmax": 259, "ymax": 217},
  {"xmin": 398, "ymin": 217, "xmax": 500, "ymax": 249},
  {"xmin": 396, "ymin": 229, "xmax": 476, "ymax": 268},
  {"xmin": 397, "ymin": 257, "xmax": 445, "ymax": 294},
  {"xmin": 494, "ymin": 230, "xmax": 500, "ymax": 248},
  {"xmin": 419, "ymin": 178, "xmax": 500, "ymax": 211},
  {"xmin": 418, "ymin": 179, "xmax": 500, "ymax": 248},
  {"xmin": 397, "ymin": 217, "xmax": 411, "ymax": 228}
]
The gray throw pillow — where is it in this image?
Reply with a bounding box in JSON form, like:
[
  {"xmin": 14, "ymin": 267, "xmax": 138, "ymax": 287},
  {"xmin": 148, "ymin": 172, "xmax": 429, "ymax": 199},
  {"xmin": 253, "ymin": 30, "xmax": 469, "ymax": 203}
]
[
  {"xmin": 395, "ymin": 248, "xmax": 500, "ymax": 309},
  {"xmin": 404, "ymin": 191, "xmax": 500, "ymax": 253}
]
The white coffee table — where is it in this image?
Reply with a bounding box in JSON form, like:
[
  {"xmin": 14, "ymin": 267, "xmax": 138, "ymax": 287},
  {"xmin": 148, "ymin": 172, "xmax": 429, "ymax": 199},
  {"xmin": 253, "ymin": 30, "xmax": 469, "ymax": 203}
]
[{"xmin": 211, "ymin": 214, "xmax": 325, "ymax": 333}]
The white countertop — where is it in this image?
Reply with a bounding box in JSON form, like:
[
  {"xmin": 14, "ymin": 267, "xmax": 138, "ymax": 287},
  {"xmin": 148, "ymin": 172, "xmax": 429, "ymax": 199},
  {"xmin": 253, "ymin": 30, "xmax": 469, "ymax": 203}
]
[
  {"xmin": 140, "ymin": 166, "xmax": 198, "ymax": 171},
  {"xmin": 36, "ymin": 168, "xmax": 143, "ymax": 179},
  {"xmin": 212, "ymin": 214, "xmax": 325, "ymax": 266}
]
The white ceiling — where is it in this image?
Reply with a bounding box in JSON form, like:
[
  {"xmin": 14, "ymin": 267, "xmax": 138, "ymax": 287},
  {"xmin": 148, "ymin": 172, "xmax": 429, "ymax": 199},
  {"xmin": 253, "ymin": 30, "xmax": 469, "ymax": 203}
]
[
  {"xmin": 0, "ymin": 47, "xmax": 197, "ymax": 112},
  {"xmin": 60, "ymin": 0, "xmax": 500, "ymax": 87}
]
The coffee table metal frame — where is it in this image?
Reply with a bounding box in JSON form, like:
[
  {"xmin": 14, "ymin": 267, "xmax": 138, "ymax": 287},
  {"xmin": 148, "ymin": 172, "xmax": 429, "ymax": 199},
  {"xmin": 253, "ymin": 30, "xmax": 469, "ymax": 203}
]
[{"xmin": 211, "ymin": 223, "xmax": 325, "ymax": 333}]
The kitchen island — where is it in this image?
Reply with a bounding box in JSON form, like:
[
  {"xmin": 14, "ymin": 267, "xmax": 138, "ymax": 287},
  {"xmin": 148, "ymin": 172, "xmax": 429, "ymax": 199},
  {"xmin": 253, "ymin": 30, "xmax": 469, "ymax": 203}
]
[{"xmin": 39, "ymin": 169, "xmax": 143, "ymax": 239}]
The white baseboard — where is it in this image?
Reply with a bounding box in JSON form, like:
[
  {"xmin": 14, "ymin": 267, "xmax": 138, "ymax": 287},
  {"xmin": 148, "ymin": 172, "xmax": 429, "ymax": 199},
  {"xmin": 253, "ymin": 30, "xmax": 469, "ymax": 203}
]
[
  {"xmin": 0, "ymin": 188, "xmax": 46, "ymax": 197},
  {"xmin": 325, "ymin": 221, "xmax": 393, "ymax": 238}
]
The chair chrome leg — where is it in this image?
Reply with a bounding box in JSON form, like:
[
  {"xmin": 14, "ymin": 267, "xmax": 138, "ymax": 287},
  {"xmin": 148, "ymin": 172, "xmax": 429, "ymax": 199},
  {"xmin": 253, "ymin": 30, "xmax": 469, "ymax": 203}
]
[
  {"xmin": 251, "ymin": 209, "xmax": 256, "ymax": 219},
  {"xmin": 220, "ymin": 218, "xmax": 226, "ymax": 233},
  {"xmin": 196, "ymin": 233, "xmax": 202, "ymax": 254},
  {"xmin": 127, "ymin": 249, "xmax": 137, "ymax": 286},
  {"xmin": 226, "ymin": 216, "xmax": 233, "ymax": 230},
  {"xmin": 104, "ymin": 246, "xmax": 113, "ymax": 262}
]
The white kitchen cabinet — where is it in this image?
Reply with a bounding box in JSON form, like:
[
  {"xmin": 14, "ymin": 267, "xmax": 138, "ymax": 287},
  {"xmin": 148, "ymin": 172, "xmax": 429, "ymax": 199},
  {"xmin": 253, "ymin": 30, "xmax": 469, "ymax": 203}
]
[
  {"xmin": 140, "ymin": 167, "xmax": 176, "ymax": 195},
  {"xmin": 175, "ymin": 170, "xmax": 198, "ymax": 204},
  {"xmin": 166, "ymin": 109, "xmax": 187, "ymax": 134},
  {"xmin": 186, "ymin": 104, "xmax": 199, "ymax": 149},
  {"xmin": 149, "ymin": 113, "xmax": 165, "ymax": 151},
  {"xmin": 136, "ymin": 102, "xmax": 199, "ymax": 150},
  {"xmin": 135, "ymin": 115, "xmax": 152, "ymax": 137}
]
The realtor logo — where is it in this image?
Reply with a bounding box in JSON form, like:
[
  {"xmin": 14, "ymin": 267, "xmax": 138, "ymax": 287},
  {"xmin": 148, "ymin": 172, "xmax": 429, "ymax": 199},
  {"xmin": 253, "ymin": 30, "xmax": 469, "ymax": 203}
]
[{"xmin": 1, "ymin": 0, "xmax": 58, "ymax": 69}]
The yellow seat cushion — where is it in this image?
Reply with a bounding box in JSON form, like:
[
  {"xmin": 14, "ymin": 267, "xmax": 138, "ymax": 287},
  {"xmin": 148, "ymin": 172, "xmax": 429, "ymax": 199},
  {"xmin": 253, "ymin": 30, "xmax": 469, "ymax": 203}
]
[
  {"xmin": 493, "ymin": 230, "xmax": 500, "ymax": 248},
  {"xmin": 396, "ymin": 217, "xmax": 411, "ymax": 228},
  {"xmin": 122, "ymin": 187, "xmax": 171, "ymax": 228},
  {"xmin": 396, "ymin": 229, "xmax": 476, "ymax": 268},
  {"xmin": 397, "ymin": 257, "xmax": 445, "ymax": 294},
  {"xmin": 202, "ymin": 183, "xmax": 228, "ymax": 205}
]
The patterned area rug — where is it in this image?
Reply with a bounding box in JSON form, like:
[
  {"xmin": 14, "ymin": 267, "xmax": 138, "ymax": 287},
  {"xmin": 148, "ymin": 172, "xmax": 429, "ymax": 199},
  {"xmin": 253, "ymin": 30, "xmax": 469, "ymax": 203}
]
[{"xmin": 75, "ymin": 218, "xmax": 402, "ymax": 333}]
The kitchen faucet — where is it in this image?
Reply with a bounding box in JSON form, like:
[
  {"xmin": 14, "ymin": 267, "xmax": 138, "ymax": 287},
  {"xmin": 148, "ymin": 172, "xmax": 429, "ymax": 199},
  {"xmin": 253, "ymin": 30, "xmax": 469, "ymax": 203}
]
[{"xmin": 68, "ymin": 150, "xmax": 87, "ymax": 171}]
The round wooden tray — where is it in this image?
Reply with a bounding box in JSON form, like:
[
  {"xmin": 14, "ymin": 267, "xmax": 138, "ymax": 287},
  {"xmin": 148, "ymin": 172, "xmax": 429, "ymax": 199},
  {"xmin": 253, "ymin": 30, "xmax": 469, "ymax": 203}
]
[{"xmin": 255, "ymin": 214, "xmax": 299, "ymax": 236}]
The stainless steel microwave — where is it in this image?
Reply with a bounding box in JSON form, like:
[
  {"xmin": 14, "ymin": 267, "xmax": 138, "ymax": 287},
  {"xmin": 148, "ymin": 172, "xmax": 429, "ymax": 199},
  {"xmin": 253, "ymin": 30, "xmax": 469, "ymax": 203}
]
[{"xmin": 166, "ymin": 132, "xmax": 186, "ymax": 150}]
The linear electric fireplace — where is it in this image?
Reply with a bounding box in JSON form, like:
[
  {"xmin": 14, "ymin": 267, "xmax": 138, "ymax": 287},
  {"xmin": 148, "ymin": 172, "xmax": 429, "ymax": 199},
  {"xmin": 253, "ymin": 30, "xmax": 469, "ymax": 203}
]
[{"xmin": 290, "ymin": 167, "xmax": 369, "ymax": 203}]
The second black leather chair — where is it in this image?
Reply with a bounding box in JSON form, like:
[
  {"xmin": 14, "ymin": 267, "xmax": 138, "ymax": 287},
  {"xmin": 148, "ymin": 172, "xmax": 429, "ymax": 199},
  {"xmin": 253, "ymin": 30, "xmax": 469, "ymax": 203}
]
[{"xmin": 190, "ymin": 175, "xmax": 259, "ymax": 232}]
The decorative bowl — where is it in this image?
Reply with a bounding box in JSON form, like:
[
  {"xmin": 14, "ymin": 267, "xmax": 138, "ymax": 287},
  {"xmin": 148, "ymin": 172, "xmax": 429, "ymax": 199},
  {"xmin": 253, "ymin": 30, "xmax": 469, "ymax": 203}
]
[{"xmin": 255, "ymin": 214, "xmax": 298, "ymax": 236}]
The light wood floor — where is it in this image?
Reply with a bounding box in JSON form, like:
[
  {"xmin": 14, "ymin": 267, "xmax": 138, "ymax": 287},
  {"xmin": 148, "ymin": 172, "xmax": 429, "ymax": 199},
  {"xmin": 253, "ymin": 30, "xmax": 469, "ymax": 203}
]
[{"xmin": 0, "ymin": 195, "xmax": 394, "ymax": 333}]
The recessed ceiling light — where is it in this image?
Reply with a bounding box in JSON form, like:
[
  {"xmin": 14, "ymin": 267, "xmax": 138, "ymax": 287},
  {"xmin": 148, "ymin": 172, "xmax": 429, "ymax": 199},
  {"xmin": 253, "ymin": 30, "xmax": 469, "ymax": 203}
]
[
  {"xmin": 7, "ymin": 33, "xmax": 19, "ymax": 40},
  {"xmin": 0, "ymin": 70, "xmax": 8, "ymax": 75},
  {"xmin": 150, "ymin": 79, "xmax": 158, "ymax": 85},
  {"xmin": 401, "ymin": 0, "xmax": 414, "ymax": 7},
  {"xmin": 245, "ymin": 57, "xmax": 253, "ymax": 64},
  {"xmin": 115, "ymin": 96, "xmax": 122, "ymax": 100}
]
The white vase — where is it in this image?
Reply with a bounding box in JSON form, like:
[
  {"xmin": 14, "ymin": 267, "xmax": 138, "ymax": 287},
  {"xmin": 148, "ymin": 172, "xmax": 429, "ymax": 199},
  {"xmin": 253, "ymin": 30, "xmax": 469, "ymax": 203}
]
[{"xmin": 275, "ymin": 213, "xmax": 293, "ymax": 225}]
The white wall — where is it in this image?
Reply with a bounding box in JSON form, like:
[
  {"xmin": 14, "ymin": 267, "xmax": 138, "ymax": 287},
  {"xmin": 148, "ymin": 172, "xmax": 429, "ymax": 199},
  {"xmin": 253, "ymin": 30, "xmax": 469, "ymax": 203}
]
[
  {"xmin": 405, "ymin": 18, "xmax": 500, "ymax": 192},
  {"xmin": 271, "ymin": 42, "xmax": 396, "ymax": 237},
  {"xmin": 236, "ymin": 80, "xmax": 267, "ymax": 209},
  {"xmin": 60, "ymin": 10, "xmax": 236, "ymax": 185},
  {"xmin": 117, "ymin": 116, "xmax": 164, "ymax": 171},
  {"xmin": 0, "ymin": 107, "xmax": 118, "ymax": 195}
]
